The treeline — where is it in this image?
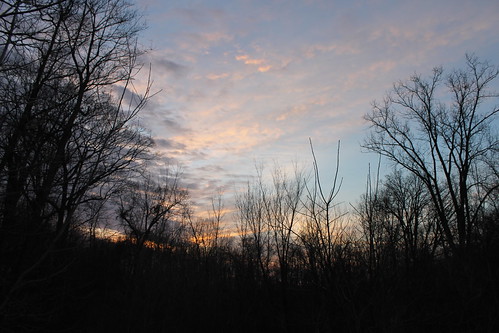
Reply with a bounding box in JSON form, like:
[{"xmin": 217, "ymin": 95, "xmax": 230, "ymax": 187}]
[{"xmin": 1, "ymin": 1, "xmax": 498, "ymax": 332}]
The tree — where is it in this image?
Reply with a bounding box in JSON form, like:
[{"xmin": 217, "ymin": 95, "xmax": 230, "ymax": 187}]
[
  {"xmin": 263, "ymin": 164, "xmax": 306, "ymax": 286},
  {"xmin": 0, "ymin": 1, "xmax": 63, "ymax": 67},
  {"xmin": 353, "ymin": 161, "xmax": 386, "ymax": 278},
  {"xmin": 187, "ymin": 190, "xmax": 226, "ymax": 259},
  {"xmin": 0, "ymin": 0, "xmax": 148, "ymax": 232},
  {"xmin": 0, "ymin": 0, "xmax": 151, "ymax": 320},
  {"xmin": 363, "ymin": 55, "xmax": 499, "ymax": 255},
  {"xmin": 382, "ymin": 169, "xmax": 438, "ymax": 266},
  {"xmin": 299, "ymin": 140, "xmax": 350, "ymax": 287},
  {"xmin": 117, "ymin": 169, "xmax": 188, "ymax": 255},
  {"xmin": 236, "ymin": 173, "xmax": 272, "ymax": 283},
  {"xmin": 354, "ymin": 166, "xmax": 438, "ymax": 277}
]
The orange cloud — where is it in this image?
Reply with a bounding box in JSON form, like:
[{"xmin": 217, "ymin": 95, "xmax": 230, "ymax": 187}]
[
  {"xmin": 206, "ymin": 73, "xmax": 229, "ymax": 80},
  {"xmin": 163, "ymin": 116, "xmax": 285, "ymax": 161},
  {"xmin": 258, "ymin": 65, "xmax": 272, "ymax": 72},
  {"xmin": 235, "ymin": 55, "xmax": 248, "ymax": 61},
  {"xmin": 245, "ymin": 58, "xmax": 265, "ymax": 65},
  {"xmin": 235, "ymin": 54, "xmax": 268, "ymax": 68}
]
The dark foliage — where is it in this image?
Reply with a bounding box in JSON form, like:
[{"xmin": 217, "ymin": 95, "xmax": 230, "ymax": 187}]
[{"xmin": 1, "ymin": 233, "xmax": 498, "ymax": 332}]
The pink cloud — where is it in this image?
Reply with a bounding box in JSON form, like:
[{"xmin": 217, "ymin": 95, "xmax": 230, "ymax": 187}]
[
  {"xmin": 235, "ymin": 54, "xmax": 268, "ymax": 68},
  {"xmin": 206, "ymin": 73, "xmax": 230, "ymax": 80},
  {"xmin": 258, "ymin": 65, "xmax": 272, "ymax": 72}
]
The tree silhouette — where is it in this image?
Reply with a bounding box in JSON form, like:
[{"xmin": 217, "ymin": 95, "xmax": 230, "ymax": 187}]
[
  {"xmin": 363, "ymin": 55, "xmax": 499, "ymax": 255},
  {"xmin": 0, "ymin": 0, "xmax": 151, "ymax": 325},
  {"xmin": 117, "ymin": 169, "xmax": 187, "ymax": 255}
]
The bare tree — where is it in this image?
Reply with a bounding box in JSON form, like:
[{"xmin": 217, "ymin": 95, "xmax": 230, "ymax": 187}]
[
  {"xmin": 117, "ymin": 168, "xmax": 187, "ymax": 254},
  {"xmin": 382, "ymin": 169, "xmax": 438, "ymax": 266},
  {"xmin": 363, "ymin": 55, "xmax": 499, "ymax": 255},
  {"xmin": 236, "ymin": 174, "xmax": 272, "ymax": 283},
  {"xmin": 299, "ymin": 140, "xmax": 350, "ymax": 287},
  {"xmin": 0, "ymin": 0, "xmax": 151, "ymax": 248},
  {"xmin": 0, "ymin": 0, "xmax": 151, "ymax": 316},
  {"xmin": 261, "ymin": 163, "xmax": 306, "ymax": 286},
  {"xmin": 353, "ymin": 161, "xmax": 384, "ymax": 278},
  {"xmin": 0, "ymin": 1, "xmax": 64, "ymax": 67},
  {"xmin": 354, "ymin": 166, "xmax": 439, "ymax": 277},
  {"xmin": 188, "ymin": 189, "xmax": 226, "ymax": 259}
]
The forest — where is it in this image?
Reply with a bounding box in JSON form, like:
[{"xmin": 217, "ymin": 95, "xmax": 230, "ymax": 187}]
[{"xmin": 0, "ymin": 1, "xmax": 498, "ymax": 332}]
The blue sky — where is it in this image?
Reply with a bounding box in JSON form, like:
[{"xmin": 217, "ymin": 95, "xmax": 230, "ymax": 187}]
[{"xmin": 132, "ymin": 0, "xmax": 499, "ymax": 215}]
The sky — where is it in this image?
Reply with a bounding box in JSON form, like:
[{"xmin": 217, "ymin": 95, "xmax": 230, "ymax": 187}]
[{"xmin": 131, "ymin": 0, "xmax": 499, "ymax": 217}]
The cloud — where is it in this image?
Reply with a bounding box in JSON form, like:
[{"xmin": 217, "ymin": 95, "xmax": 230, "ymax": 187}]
[
  {"xmin": 276, "ymin": 104, "xmax": 309, "ymax": 122},
  {"xmin": 195, "ymin": 164, "xmax": 226, "ymax": 173},
  {"xmin": 303, "ymin": 42, "xmax": 360, "ymax": 59},
  {"xmin": 110, "ymin": 85, "xmax": 147, "ymax": 109},
  {"xmin": 154, "ymin": 58, "xmax": 188, "ymax": 78},
  {"xmin": 235, "ymin": 55, "xmax": 265, "ymax": 65},
  {"xmin": 170, "ymin": 7, "xmax": 227, "ymax": 28},
  {"xmin": 139, "ymin": 101, "xmax": 192, "ymax": 137},
  {"xmin": 235, "ymin": 54, "xmax": 271, "ymax": 72},
  {"xmin": 206, "ymin": 73, "xmax": 230, "ymax": 80},
  {"xmin": 201, "ymin": 31, "xmax": 232, "ymax": 43},
  {"xmin": 155, "ymin": 138, "xmax": 208, "ymax": 163},
  {"xmin": 161, "ymin": 118, "xmax": 189, "ymax": 134},
  {"xmin": 258, "ymin": 65, "xmax": 272, "ymax": 72},
  {"xmin": 153, "ymin": 138, "xmax": 187, "ymax": 150},
  {"xmin": 133, "ymin": 0, "xmax": 499, "ymax": 216},
  {"xmin": 176, "ymin": 31, "xmax": 233, "ymax": 54}
]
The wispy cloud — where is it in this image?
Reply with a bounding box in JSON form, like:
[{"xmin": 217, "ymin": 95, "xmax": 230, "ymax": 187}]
[
  {"xmin": 153, "ymin": 138, "xmax": 187, "ymax": 150},
  {"xmin": 175, "ymin": 31, "xmax": 233, "ymax": 54},
  {"xmin": 235, "ymin": 55, "xmax": 264, "ymax": 65},
  {"xmin": 154, "ymin": 58, "xmax": 188, "ymax": 78},
  {"xmin": 258, "ymin": 65, "xmax": 272, "ymax": 72},
  {"xmin": 303, "ymin": 42, "xmax": 360, "ymax": 59},
  {"xmin": 206, "ymin": 73, "xmax": 230, "ymax": 80},
  {"xmin": 235, "ymin": 54, "xmax": 273, "ymax": 72},
  {"xmin": 135, "ymin": 0, "xmax": 499, "ymax": 212}
]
